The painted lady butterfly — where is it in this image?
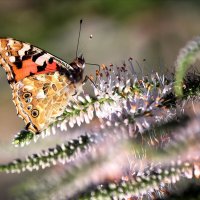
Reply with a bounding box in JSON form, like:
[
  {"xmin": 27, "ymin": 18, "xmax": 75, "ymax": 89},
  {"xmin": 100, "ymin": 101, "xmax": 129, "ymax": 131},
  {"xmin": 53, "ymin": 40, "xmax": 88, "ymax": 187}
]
[{"xmin": 0, "ymin": 38, "xmax": 85, "ymax": 134}]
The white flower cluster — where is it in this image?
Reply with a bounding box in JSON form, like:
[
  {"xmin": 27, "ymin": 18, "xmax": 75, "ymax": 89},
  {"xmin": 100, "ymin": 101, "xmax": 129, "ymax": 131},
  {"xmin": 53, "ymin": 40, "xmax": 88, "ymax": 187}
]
[{"xmin": 54, "ymin": 64, "xmax": 177, "ymax": 137}]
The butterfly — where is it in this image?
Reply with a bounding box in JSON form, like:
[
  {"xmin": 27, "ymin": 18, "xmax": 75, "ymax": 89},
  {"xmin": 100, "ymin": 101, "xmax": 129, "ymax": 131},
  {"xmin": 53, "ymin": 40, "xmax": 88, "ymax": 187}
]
[{"xmin": 0, "ymin": 38, "xmax": 85, "ymax": 134}]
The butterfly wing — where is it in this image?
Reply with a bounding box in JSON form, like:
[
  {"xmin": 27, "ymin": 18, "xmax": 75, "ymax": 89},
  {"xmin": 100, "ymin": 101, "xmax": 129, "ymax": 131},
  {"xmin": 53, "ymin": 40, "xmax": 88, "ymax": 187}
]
[
  {"xmin": 12, "ymin": 72, "xmax": 77, "ymax": 133},
  {"xmin": 0, "ymin": 38, "xmax": 72, "ymax": 84},
  {"xmin": 0, "ymin": 38, "xmax": 84, "ymax": 134}
]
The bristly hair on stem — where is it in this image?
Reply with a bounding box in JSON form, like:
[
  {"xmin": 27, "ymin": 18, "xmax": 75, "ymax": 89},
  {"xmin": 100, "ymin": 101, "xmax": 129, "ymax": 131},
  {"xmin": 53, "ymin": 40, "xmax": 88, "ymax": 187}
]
[{"xmin": 175, "ymin": 36, "xmax": 200, "ymax": 96}]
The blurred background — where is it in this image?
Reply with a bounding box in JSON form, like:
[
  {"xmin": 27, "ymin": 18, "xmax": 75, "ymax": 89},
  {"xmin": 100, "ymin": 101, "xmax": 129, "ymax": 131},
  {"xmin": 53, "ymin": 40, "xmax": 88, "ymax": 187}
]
[{"xmin": 0, "ymin": 0, "xmax": 200, "ymax": 199}]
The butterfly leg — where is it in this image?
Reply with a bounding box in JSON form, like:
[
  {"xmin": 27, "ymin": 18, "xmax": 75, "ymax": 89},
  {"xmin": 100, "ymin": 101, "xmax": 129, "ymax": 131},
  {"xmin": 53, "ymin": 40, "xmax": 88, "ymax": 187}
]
[
  {"xmin": 72, "ymin": 91, "xmax": 78, "ymax": 96},
  {"xmin": 82, "ymin": 75, "xmax": 97, "ymax": 88}
]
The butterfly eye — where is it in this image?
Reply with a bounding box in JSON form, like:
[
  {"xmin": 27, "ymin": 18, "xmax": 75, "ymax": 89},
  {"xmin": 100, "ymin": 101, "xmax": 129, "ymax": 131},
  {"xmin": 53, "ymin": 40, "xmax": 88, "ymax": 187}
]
[
  {"xmin": 23, "ymin": 92, "xmax": 32, "ymax": 99},
  {"xmin": 31, "ymin": 109, "xmax": 39, "ymax": 118}
]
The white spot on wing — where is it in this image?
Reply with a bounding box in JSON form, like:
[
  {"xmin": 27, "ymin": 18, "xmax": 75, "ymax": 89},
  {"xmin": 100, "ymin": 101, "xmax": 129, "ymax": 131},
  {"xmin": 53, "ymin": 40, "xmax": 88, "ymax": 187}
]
[
  {"xmin": 8, "ymin": 39, "xmax": 14, "ymax": 46},
  {"xmin": 35, "ymin": 75, "xmax": 46, "ymax": 81},
  {"xmin": 18, "ymin": 43, "xmax": 31, "ymax": 56},
  {"xmin": 9, "ymin": 56, "xmax": 16, "ymax": 62},
  {"xmin": 36, "ymin": 90, "xmax": 46, "ymax": 99},
  {"xmin": 24, "ymin": 85, "xmax": 34, "ymax": 90},
  {"xmin": 35, "ymin": 53, "xmax": 50, "ymax": 65}
]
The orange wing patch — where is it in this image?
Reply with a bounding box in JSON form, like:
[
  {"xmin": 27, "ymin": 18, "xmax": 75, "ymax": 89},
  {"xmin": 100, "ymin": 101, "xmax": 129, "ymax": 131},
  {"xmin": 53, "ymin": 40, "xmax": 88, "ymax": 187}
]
[
  {"xmin": 13, "ymin": 59, "xmax": 38, "ymax": 81},
  {"xmin": 13, "ymin": 59, "xmax": 58, "ymax": 82},
  {"xmin": 36, "ymin": 62, "xmax": 58, "ymax": 75}
]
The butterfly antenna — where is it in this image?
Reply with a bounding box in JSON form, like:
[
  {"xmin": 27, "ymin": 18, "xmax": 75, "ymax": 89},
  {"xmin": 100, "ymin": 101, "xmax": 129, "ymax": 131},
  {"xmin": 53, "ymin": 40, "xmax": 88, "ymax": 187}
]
[{"xmin": 76, "ymin": 19, "xmax": 83, "ymax": 58}]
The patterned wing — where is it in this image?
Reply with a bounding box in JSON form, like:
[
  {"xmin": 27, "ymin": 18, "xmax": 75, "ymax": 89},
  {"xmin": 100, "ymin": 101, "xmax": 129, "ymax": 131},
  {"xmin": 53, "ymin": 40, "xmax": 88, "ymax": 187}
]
[
  {"xmin": 0, "ymin": 38, "xmax": 85, "ymax": 134},
  {"xmin": 12, "ymin": 72, "xmax": 78, "ymax": 133},
  {"xmin": 0, "ymin": 38, "xmax": 71, "ymax": 85}
]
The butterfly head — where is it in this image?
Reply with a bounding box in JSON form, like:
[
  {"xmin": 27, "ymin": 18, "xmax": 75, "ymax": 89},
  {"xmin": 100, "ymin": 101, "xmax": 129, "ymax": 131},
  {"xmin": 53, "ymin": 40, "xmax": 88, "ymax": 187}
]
[
  {"xmin": 68, "ymin": 55, "xmax": 85, "ymax": 83},
  {"xmin": 71, "ymin": 54, "xmax": 85, "ymax": 69}
]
